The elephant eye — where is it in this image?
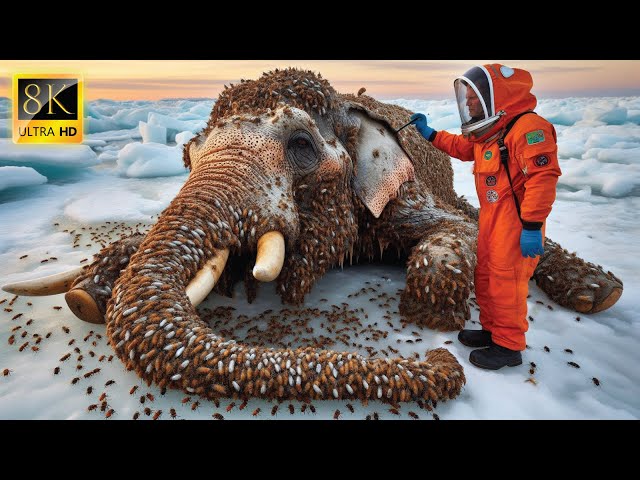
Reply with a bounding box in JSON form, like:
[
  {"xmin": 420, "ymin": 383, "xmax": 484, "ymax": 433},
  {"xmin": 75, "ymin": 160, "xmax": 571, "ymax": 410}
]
[{"xmin": 287, "ymin": 130, "xmax": 318, "ymax": 173}]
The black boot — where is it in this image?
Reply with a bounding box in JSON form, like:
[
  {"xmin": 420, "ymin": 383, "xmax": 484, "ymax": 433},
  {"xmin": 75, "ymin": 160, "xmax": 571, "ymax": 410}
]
[
  {"xmin": 469, "ymin": 342, "xmax": 523, "ymax": 370},
  {"xmin": 458, "ymin": 329, "xmax": 492, "ymax": 348}
]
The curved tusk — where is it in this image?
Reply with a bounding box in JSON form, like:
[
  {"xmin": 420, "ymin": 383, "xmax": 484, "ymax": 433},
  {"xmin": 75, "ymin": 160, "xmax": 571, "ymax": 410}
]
[
  {"xmin": 186, "ymin": 249, "xmax": 229, "ymax": 306},
  {"xmin": 253, "ymin": 231, "xmax": 285, "ymax": 282},
  {"xmin": 2, "ymin": 266, "xmax": 86, "ymax": 296}
]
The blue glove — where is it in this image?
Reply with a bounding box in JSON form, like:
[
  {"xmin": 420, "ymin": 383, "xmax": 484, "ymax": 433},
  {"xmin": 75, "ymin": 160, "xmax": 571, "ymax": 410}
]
[
  {"xmin": 520, "ymin": 229, "xmax": 544, "ymax": 258},
  {"xmin": 410, "ymin": 113, "xmax": 435, "ymax": 140}
]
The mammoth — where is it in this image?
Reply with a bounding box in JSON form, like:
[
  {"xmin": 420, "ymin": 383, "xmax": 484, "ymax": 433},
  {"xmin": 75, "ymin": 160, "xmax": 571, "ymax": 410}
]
[{"xmin": 3, "ymin": 68, "xmax": 622, "ymax": 405}]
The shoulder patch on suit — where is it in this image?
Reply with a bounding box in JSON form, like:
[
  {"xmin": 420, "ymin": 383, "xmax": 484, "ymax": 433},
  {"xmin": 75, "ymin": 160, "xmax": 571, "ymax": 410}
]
[
  {"xmin": 525, "ymin": 130, "xmax": 545, "ymax": 145},
  {"xmin": 534, "ymin": 155, "xmax": 549, "ymax": 167}
]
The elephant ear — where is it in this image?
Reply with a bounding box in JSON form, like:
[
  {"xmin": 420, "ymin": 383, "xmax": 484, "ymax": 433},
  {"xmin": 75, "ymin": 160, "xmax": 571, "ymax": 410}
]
[{"xmin": 349, "ymin": 108, "xmax": 415, "ymax": 218}]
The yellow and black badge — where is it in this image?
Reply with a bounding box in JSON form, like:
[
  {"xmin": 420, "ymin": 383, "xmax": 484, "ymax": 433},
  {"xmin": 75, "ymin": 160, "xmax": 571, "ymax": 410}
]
[{"xmin": 13, "ymin": 74, "xmax": 83, "ymax": 144}]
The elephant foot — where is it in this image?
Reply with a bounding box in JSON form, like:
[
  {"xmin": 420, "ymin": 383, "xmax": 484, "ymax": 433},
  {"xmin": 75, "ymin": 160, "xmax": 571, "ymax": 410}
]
[
  {"xmin": 400, "ymin": 232, "xmax": 475, "ymax": 330},
  {"xmin": 399, "ymin": 294, "xmax": 468, "ymax": 331},
  {"xmin": 570, "ymin": 286, "xmax": 622, "ymax": 314},
  {"xmin": 66, "ymin": 283, "xmax": 106, "ymax": 324},
  {"xmin": 66, "ymin": 233, "xmax": 145, "ymax": 323},
  {"xmin": 534, "ymin": 239, "xmax": 623, "ymax": 314}
]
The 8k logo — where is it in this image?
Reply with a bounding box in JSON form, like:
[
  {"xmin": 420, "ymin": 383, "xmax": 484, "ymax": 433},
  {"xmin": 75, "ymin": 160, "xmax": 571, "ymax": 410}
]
[{"xmin": 13, "ymin": 74, "xmax": 83, "ymax": 144}]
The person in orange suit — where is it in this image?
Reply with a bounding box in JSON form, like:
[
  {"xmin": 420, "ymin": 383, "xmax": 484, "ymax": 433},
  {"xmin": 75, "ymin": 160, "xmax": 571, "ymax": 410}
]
[{"xmin": 411, "ymin": 64, "xmax": 562, "ymax": 370}]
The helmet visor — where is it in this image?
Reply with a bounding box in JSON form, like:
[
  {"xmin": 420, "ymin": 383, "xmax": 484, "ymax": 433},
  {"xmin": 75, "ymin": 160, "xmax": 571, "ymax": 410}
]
[{"xmin": 454, "ymin": 66, "xmax": 494, "ymax": 133}]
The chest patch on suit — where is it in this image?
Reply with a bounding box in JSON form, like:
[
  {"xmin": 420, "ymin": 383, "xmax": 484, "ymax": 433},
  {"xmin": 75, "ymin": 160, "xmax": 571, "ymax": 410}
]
[
  {"xmin": 485, "ymin": 175, "xmax": 497, "ymax": 186},
  {"xmin": 526, "ymin": 130, "xmax": 545, "ymax": 145},
  {"xmin": 484, "ymin": 150, "xmax": 493, "ymax": 160},
  {"xmin": 486, "ymin": 190, "xmax": 499, "ymax": 203},
  {"xmin": 534, "ymin": 155, "xmax": 549, "ymax": 166}
]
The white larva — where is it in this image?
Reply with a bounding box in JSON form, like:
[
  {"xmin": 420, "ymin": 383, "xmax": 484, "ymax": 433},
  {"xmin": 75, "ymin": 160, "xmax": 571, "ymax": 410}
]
[
  {"xmin": 313, "ymin": 384, "xmax": 322, "ymax": 395},
  {"xmin": 166, "ymin": 331, "xmax": 175, "ymax": 339},
  {"xmin": 377, "ymin": 386, "xmax": 383, "ymax": 398},
  {"xmin": 260, "ymin": 384, "xmax": 267, "ymax": 394},
  {"xmin": 175, "ymin": 346, "xmax": 185, "ymax": 357},
  {"xmin": 333, "ymin": 389, "xmax": 339, "ymax": 398},
  {"xmin": 229, "ymin": 360, "xmax": 235, "ymax": 373},
  {"xmin": 180, "ymin": 360, "xmax": 189, "ymax": 369},
  {"xmin": 122, "ymin": 307, "xmax": 138, "ymax": 317},
  {"xmin": 362, "ymin": 380, "xmax": 369, "ymax": 390},
  {"xmin": 232, "ymin": 381, "xmax": 240, "ymax": 392},
  {"xmin": 144, "ymin": 330, "xmax": 155, "ymax": 338},
  {"xmin": 346, "ymin": 384, "xmax": 354, "ymax": 394},
  {"xmin": 171, "ymin": 374, "xmax": 182, "ymax": 381}
]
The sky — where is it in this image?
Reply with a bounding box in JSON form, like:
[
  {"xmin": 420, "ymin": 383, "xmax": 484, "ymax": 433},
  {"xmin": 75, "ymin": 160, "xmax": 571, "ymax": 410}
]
[
  {"xmin": 0, "ymin": 94, "xmax": 638, "ymax": 419},
  {"xmin": 1, "ymin": 60, "xmax": 639, "ymax": 101}
]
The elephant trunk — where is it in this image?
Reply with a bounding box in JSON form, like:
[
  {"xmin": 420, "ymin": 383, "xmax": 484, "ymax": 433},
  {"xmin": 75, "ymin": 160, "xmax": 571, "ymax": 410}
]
[{"xmin": 105, "ymin": 165, "xmax": 466, "ymax": 402}]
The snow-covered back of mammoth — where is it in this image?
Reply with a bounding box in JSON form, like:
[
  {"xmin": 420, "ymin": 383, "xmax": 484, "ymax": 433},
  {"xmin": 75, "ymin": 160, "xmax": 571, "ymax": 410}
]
[{"xmin": 351, "ymin": 110, "xmax": 415, "ymax": 218}]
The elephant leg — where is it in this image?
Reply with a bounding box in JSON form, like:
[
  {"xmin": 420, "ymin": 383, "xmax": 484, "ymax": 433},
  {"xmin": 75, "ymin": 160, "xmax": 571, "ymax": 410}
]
[
  {"xmin": 399, "ymin": 223, "xmax": 477, "ymax": 331},
  {"xmin": 533, "ymin": 238, "xmax": 623, "ymax": 314},
  {"xmin": 66, "ymin": 232, "xmax": 146, "ymax": 323},
  {"xmin": 373, "ymin": 184, "xmax": 478, "ymax": 331}
]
